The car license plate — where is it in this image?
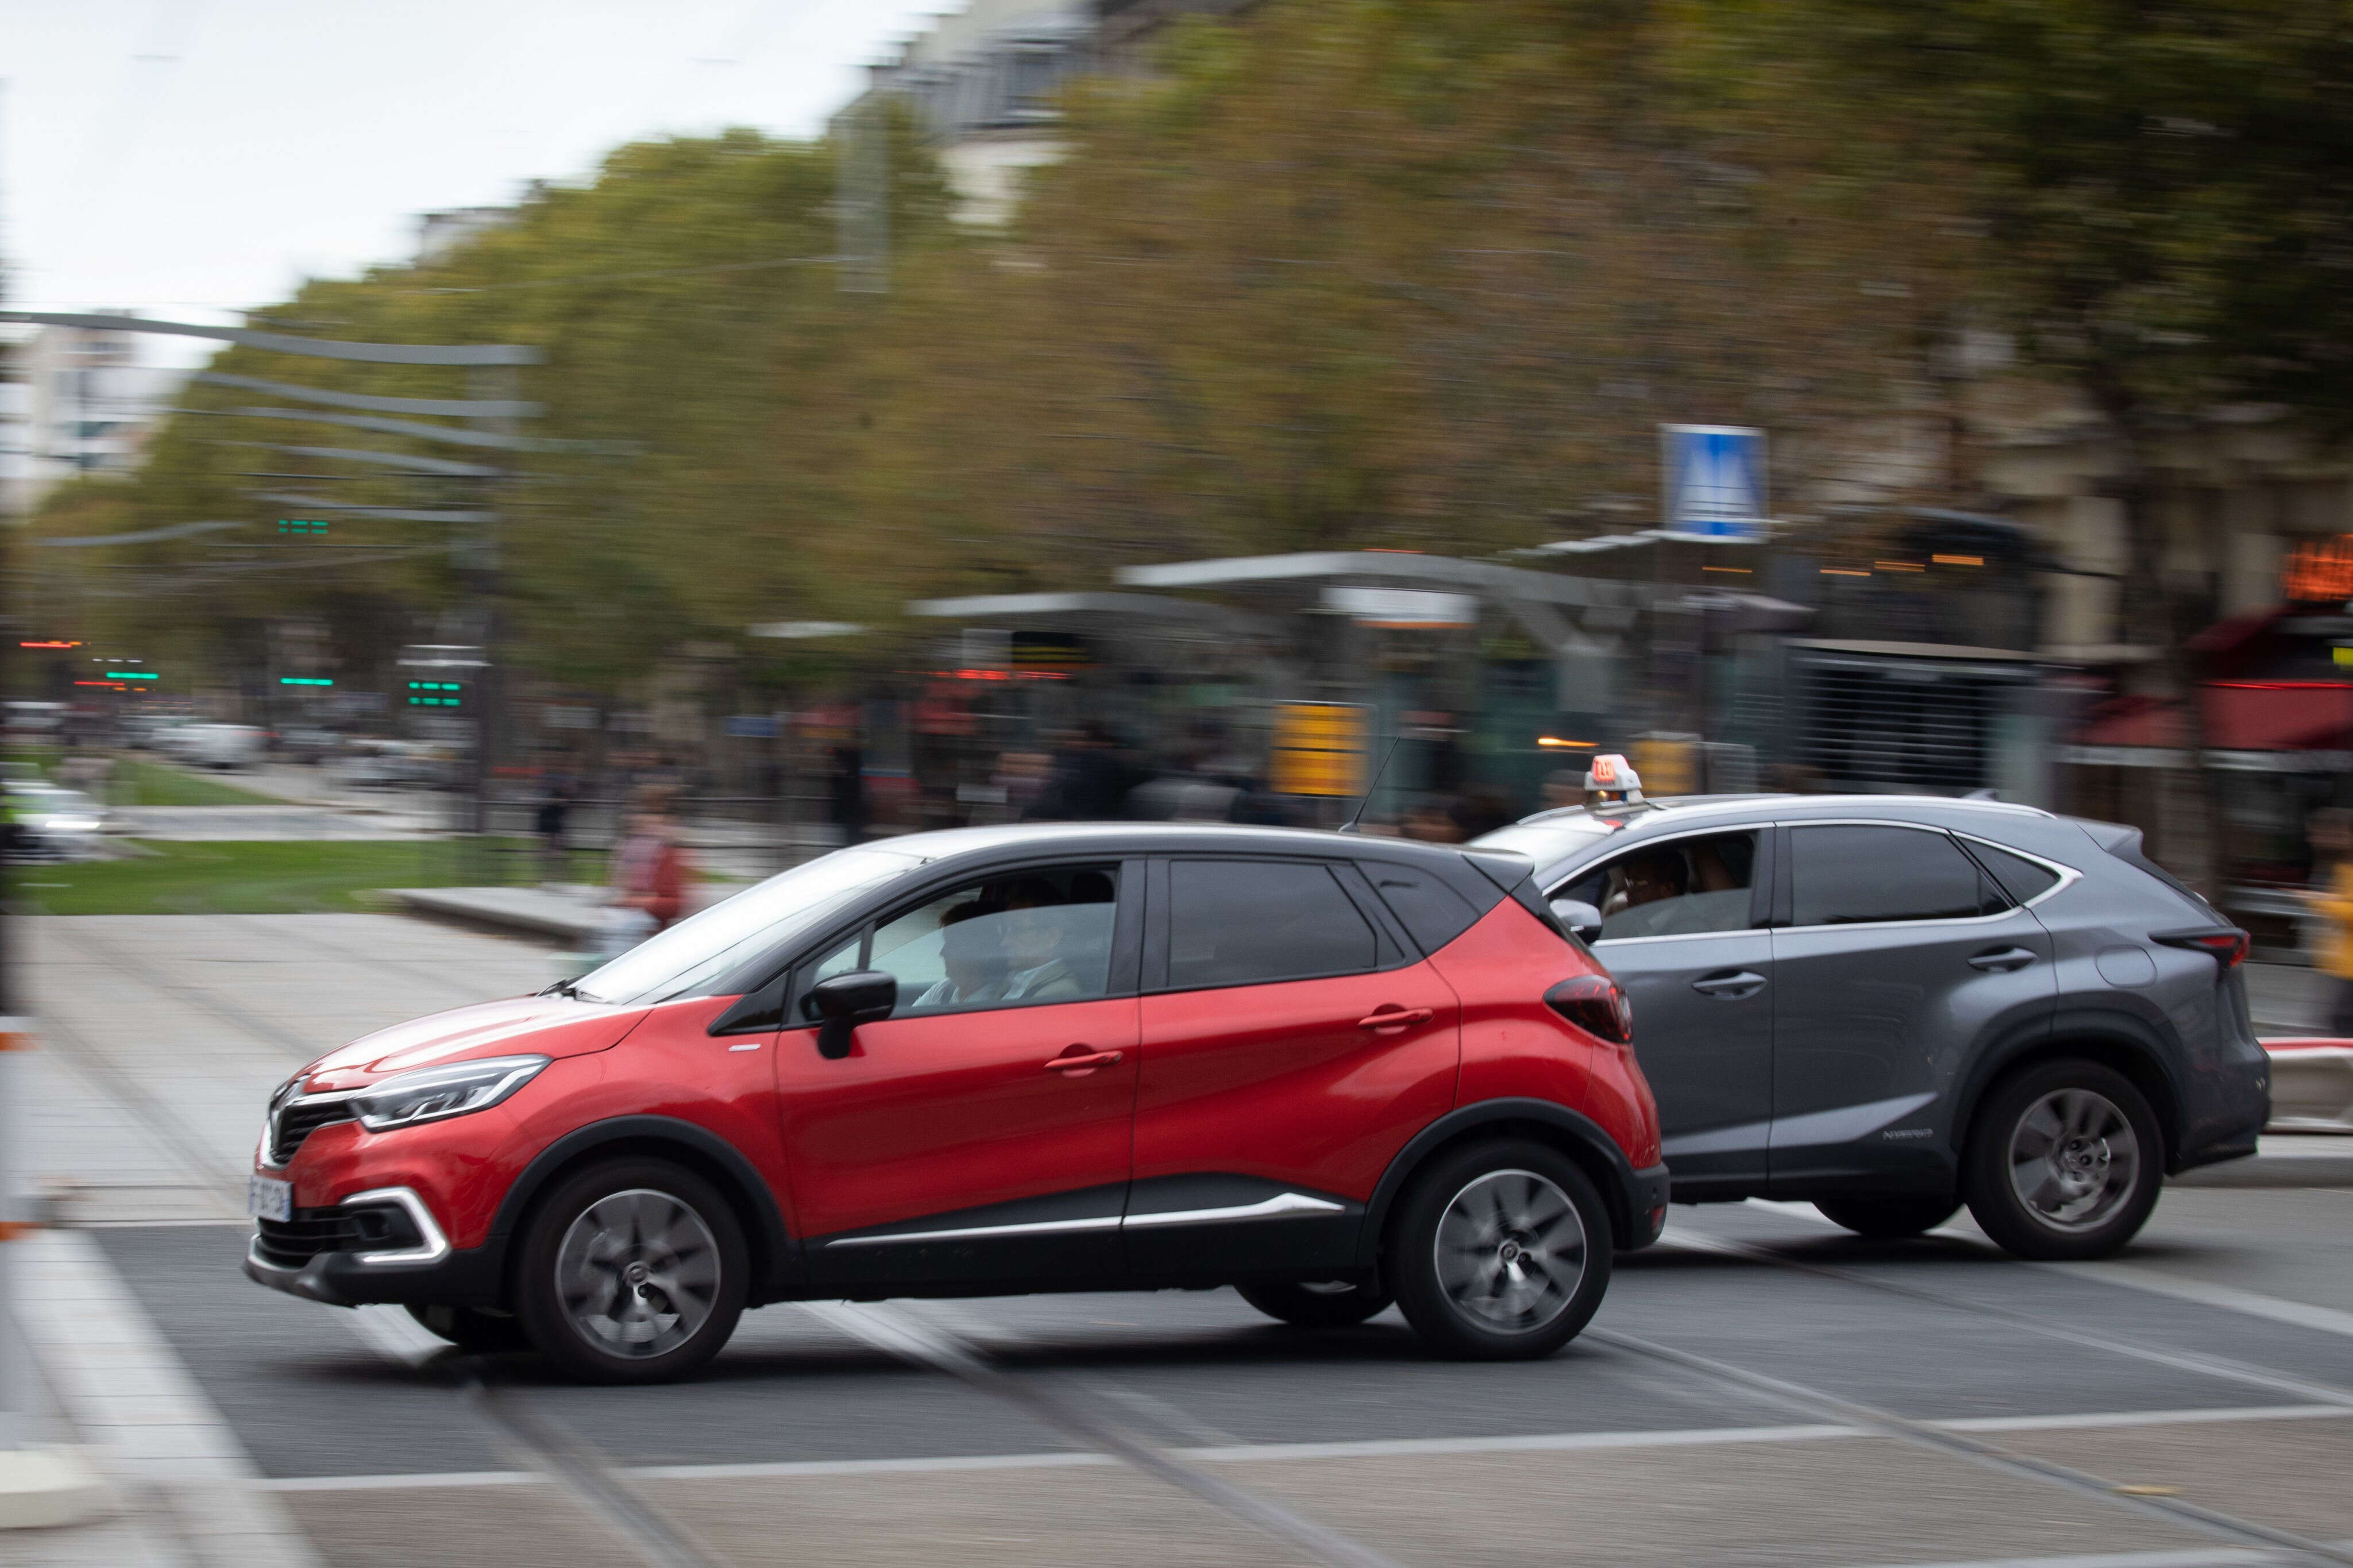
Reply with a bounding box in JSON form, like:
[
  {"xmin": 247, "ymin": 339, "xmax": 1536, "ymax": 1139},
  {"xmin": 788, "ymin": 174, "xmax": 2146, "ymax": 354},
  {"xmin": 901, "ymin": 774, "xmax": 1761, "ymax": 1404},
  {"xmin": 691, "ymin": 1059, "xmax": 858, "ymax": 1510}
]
[{"xmin": 246, "ymin": 1175, "xmax": 294, "ymax": 1223}]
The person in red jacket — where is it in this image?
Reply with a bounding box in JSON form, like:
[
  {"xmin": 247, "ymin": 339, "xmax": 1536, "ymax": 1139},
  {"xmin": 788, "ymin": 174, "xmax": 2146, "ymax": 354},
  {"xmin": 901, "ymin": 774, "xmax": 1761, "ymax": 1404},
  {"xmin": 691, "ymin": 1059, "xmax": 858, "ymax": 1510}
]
[{"xmin": 610, "ymin": 786, "xmax": 691, "ymax": 932}]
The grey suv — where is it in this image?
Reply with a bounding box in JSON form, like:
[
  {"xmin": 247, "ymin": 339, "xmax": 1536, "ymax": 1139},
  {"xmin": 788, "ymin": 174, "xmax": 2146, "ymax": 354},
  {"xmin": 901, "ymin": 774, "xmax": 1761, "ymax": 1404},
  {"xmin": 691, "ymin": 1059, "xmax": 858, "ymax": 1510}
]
[{"xmin": 1471, "ymin": 795, "xmax": 2269, "ymax": 1259}]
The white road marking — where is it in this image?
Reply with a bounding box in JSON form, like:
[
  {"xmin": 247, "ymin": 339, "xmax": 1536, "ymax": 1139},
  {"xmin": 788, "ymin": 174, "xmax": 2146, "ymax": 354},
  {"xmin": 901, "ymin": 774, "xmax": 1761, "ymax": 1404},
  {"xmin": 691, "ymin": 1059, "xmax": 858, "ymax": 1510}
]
[
  {"xmin": 247, "ymin": 1401, "xmax": 2353, "ymax": 1492},
  {"xmin": 1738, "ymin": 1196, "xmax": 2353, "ymax": 1342},
  {"xmin": 17, "ymin": 1228, "xmax": 325, "ymax": 1568},
  {"xmin": 1829, "ymin": 1550, "xmax": 2290, "ymax": 1568},
  {"xmin": 2055, "ymin": 1264, "xmax": 2353, "ymax": 1342},
  {"xmin": 1660, "ymin": 1224, "xmax": 2353, "ymax": 1410}
]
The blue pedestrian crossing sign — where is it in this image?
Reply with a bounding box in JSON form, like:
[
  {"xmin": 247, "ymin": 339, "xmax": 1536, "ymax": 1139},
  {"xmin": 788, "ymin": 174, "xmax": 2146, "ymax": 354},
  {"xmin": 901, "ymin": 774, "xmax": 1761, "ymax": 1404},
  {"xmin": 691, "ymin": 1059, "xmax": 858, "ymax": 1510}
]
[{"xmin": 1660, "ymin": 424, "xmax": 1769, "ymax": 540}]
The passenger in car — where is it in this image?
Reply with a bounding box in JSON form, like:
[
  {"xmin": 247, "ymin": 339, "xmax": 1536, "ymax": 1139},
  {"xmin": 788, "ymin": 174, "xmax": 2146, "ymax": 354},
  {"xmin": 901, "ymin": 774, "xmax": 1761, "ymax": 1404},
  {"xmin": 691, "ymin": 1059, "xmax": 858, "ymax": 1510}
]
[{"xmin": 1000, "ymin": 876, "xmax": 1088, "ymax": 1002}]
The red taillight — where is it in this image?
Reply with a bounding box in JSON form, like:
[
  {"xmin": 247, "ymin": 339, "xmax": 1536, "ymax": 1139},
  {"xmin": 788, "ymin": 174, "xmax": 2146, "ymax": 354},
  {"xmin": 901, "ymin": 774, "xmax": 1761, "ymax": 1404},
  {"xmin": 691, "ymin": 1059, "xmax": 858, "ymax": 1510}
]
[
  {"xmin": 1546, "ymin": 974, "xmax": 1633, "ymax": 1046},
  {"xmin": 2154, "ymin": 928, "xmax": 2250, "ymax": 970}
]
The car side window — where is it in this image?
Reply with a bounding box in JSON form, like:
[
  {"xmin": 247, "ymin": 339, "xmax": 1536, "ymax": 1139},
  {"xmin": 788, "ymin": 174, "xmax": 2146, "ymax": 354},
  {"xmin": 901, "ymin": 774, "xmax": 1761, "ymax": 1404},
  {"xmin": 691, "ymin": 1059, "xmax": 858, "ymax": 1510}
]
[
  {"xmin": 1553, "ymin": 831, "xmax": 1760, "ymax": 942},
  {"xmin": 1789, "ymin": 825, "xmax": 2009, "ymax": 926},
  {"xmin": 1167, "ymin": 859, "xmax": 1378, "ymax": 989},
  {"xmin": 1964, "ymin": 841, "xmax": 2062, "ymax": 906},
  {"xmin": 805, "ymin": 864, "xmax": 1121, "ymax": 1020}
]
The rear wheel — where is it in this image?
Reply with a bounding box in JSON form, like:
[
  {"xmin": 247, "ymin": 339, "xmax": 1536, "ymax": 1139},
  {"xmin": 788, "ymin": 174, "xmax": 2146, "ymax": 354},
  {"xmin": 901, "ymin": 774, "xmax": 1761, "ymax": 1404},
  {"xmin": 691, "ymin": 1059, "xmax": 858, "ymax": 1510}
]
[
  {"xmin": 1813, "ymin": 1196, "xmax": 1960, "ymax": 1240},
  {"xmin": 1389, "ymin": 1140, "xmax": 1611, "ymax": 1361},
  {"xmin": 406, "ymin": 1303, "xmax": 529, "ymax": 1354},
  {"xmin": 514, "ymin": 1159, "xmax": 747, "ymax": 1384},
  {"xmin": 1237, "ymin": 1279, "xmax": 1393, "ymax": 1329},
  {"xmin": 1962, "ymin": 1061, "xmax": 2163, "ymax": 1261}
]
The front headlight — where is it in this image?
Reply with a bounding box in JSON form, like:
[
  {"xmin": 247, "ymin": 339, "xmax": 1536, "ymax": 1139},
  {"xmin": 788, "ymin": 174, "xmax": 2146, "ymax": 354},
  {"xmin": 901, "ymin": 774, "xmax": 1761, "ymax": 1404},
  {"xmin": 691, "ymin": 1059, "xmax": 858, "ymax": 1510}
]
[{"xmin": 349, "ymin": 1055, "xmax": 550, "ymax": 1133}]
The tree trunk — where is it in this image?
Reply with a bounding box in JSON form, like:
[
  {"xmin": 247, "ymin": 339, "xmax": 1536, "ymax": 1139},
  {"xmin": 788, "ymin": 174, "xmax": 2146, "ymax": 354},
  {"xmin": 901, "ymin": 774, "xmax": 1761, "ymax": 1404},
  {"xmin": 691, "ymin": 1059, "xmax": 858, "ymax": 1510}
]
[{"xmin": 2106, "ymin": 424, "xmax": 2221, "ymax": 896}]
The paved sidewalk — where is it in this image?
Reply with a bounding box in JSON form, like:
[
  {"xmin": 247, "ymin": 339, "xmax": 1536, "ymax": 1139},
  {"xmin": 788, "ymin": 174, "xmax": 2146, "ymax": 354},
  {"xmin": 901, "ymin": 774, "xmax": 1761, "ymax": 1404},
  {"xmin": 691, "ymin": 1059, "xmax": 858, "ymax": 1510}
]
[
  {"xmin": 6, "ymin": 915, "xmax": 547, "ymax": 1566},
  {"xmin": 22, "ymin": 915, "xmax": 549, "ymax": 1225}
]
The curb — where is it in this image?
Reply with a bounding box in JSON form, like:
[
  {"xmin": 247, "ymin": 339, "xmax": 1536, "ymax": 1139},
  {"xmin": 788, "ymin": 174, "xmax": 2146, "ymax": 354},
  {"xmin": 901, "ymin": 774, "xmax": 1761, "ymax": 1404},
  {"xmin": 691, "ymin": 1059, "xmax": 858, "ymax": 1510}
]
[{"xmin": 0, "ymin": 1446, "xmax": 109, "ymax": 1531}]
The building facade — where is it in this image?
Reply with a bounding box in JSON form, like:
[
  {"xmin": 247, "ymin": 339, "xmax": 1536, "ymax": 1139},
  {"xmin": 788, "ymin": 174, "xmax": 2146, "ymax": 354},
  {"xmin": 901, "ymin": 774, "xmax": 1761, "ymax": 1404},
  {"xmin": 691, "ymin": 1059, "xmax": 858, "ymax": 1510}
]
[
  {"xmin": 19, "ymin": 322, "xmax": 184, "ymax": 508},
  {"xmin": 840, "ymin": 0, "xmax": 1094, "ymax": 227}
]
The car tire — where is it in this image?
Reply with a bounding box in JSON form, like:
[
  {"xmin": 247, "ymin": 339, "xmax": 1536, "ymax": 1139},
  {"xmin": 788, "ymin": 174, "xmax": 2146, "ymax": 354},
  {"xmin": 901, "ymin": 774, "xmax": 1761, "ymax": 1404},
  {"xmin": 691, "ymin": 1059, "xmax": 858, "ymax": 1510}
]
[
  {"xmin": 1236, "ymin": 1279, "xmax": 1394, "ymax": 1329},
  {"xmin": 1813, "ymin": 1197, "xmax": 1960, "ymax": 1240},
  {"xmin": 1962, "ymin": 1060, "xmax": 2163, "ymax": 1261},
  {"xmin": 406, "ymin": 1303, "xmax": 530, "ymax": 1354},
  {"xmin": 1388, "ymin": 1140, "xmax": 1611, "ymax": 1361},
  {"xmin": 514, "ymin": 1159, "xmax": 749, "ymax": 1384}
]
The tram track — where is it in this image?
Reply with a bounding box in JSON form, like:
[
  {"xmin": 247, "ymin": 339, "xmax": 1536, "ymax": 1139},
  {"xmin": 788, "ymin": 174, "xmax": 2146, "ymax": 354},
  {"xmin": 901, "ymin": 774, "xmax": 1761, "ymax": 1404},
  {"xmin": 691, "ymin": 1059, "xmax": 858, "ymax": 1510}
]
[
  {"xmin": 1657, "ymin": 1222, "xmax": 2353, "ymax": 1409},
  {"xmin": 1619, "ymin": 1219, "xmax": 2353, "ymax": 1566}
]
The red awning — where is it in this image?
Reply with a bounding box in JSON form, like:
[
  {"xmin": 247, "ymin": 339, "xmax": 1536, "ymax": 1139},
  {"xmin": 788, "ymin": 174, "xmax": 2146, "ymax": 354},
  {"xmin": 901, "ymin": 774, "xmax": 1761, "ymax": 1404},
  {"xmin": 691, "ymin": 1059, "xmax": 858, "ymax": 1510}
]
[{"xmin": 2073, "ymin": 683, "xmax": 2353, "ymax": 752}]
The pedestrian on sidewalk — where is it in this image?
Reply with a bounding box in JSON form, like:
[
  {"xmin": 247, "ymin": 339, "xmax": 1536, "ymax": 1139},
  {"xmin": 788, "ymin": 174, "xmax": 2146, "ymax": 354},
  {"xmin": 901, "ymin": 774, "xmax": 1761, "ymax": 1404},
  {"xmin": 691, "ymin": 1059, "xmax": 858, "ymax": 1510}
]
[
  {"xmin": 599, "ymin": 786, "xmax": 691, "ymax": 957},
  {"xmin": 534, "ymin": 766, "xmax": 578, "ymax": 886},
  {"xmin": 2302, "ymin": 808, "xmax": 2353, "ymax": 1037}
]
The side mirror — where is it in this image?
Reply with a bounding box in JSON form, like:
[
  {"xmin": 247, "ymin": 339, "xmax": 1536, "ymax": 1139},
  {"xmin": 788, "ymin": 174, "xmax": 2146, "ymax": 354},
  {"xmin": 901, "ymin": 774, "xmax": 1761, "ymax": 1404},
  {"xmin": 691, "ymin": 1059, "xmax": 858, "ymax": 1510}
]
[
  {"xmin": 810, "ymin": 970, "xmax": 897, "ymax": 1060},
  {"xmin": 1551, "ymin": 899, "xmax": 1604, "ymax": 943}
]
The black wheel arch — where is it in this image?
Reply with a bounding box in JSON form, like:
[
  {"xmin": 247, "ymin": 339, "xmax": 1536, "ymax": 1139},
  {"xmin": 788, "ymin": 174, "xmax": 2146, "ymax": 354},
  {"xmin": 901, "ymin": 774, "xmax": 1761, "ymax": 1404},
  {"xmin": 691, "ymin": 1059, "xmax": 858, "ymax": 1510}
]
[
  {"xmin": 1356, "ymin": 1099, "xmax": 1645, "ymax": 1263},
  {"xmin": 488, "ymin": 1116, "xmax": 801, "ymax": 1305},
  {"xmin": 1951, "ymin": 1013, "xmax": 2186, "ymax": 1174}
]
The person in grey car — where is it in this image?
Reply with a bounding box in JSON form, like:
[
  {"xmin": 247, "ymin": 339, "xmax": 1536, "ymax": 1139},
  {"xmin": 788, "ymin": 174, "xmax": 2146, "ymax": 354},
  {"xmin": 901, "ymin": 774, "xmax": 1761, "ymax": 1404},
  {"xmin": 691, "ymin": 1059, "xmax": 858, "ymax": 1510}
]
[{"xmin": 1473, "ymin": 794, "xmax": 2269, "ymax": 1260}]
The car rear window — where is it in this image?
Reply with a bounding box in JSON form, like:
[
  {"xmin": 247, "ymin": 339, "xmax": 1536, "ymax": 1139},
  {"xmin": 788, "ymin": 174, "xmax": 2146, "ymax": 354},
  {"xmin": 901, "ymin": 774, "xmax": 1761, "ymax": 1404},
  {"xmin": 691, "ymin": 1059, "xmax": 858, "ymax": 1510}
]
[
  {"xmin": 1168, "ymin": 860, "xmax": 1378, "ymax": 988},
  {"xmin": 1790, "ymin": 825, "xmax": 2007, "ymax": 926},
  {"xmin": 1362, "ymin": 863, "xmax": 1483, "ymax": 954}
]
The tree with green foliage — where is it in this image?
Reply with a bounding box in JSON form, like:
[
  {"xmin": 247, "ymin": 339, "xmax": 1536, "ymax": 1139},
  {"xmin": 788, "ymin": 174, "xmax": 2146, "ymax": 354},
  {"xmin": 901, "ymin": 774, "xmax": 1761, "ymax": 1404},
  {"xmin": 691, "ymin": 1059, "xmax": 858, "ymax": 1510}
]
[
  {"xmin": 30, "ymin": 125, "xmax": 955, "ymax": 706},
  {"xmin": 859, "ymin": 0, "xmax": 1972, "ymax": 595},
  {"xmin": 1740, "ymin": 0, "xmax": 2353, "ymax": 884}
]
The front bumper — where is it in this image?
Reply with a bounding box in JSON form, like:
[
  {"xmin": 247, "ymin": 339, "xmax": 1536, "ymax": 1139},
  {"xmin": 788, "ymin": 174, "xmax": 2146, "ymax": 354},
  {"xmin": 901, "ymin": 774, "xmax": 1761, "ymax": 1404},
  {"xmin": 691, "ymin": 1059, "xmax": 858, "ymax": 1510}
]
[
  {"xmin": 244, "ymin": 1236, "xmax": 504, "ymax": 1307},
  {"xmin": 243, "ymin": 1187, "xmax": 503, "ymax": 1308}
]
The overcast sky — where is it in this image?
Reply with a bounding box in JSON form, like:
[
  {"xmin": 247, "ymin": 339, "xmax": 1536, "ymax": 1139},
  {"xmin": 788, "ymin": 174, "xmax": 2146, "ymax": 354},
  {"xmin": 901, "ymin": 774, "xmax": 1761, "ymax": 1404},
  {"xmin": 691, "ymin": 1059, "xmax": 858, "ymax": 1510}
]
[{"xmin": 2, "ymin": 0, "xmax": 943, "ymax": 364}]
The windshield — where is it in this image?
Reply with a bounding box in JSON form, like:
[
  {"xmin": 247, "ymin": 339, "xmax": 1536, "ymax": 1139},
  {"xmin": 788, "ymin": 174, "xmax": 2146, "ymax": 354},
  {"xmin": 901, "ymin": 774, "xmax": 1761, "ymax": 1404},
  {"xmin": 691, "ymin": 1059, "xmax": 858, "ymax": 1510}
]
[
  {"xmin": 572, "ymin": 845, "xmax": 925, "ymax": 1005},
  {"xmin": 1469, "ymin": 815, "xmax": 1619, "ymax": 874}
]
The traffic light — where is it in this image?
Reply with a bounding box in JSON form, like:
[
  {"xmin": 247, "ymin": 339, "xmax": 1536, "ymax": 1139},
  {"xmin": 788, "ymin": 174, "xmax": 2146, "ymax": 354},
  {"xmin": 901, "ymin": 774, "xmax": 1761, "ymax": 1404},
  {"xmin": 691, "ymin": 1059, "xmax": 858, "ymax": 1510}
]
[
  {"xmin": 281, "ymin": 677, "xmax": 335, "ymax": 687},
  {"xmin": 278, "ymin": 519, "xmax": 329, "ymax": 536},
  {"xmin": 406, "ymin": 680, "xmax": 465, "ymax": 708}
]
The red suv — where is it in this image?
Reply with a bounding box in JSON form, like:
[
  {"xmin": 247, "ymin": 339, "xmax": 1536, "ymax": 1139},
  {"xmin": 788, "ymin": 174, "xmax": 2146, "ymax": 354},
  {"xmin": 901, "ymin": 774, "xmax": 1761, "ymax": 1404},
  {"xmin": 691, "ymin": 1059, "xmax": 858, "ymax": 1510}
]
[{"xmin": 245, "ymin": 826, "xmax": 1665, "ymax": 1382}]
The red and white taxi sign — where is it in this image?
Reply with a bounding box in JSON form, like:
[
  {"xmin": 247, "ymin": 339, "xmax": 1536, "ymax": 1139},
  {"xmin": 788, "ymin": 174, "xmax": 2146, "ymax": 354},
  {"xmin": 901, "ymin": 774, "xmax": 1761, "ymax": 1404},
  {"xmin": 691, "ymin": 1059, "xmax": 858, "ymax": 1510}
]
[{"xmin": 1585, "ymin": 752, "xmax": 1642, "ymax": 793}]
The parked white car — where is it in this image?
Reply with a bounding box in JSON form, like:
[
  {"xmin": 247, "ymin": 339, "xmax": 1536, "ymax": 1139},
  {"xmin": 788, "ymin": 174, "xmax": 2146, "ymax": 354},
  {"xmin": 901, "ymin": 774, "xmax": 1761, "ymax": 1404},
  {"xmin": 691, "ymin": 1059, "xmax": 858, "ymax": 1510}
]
[
  {"xmin": 4, "ymin": 779, "xmax": 108, "ymax": 860},
  {"xmin": 172, "ymin": 723, "xmax": 267, "ymax": 771}
]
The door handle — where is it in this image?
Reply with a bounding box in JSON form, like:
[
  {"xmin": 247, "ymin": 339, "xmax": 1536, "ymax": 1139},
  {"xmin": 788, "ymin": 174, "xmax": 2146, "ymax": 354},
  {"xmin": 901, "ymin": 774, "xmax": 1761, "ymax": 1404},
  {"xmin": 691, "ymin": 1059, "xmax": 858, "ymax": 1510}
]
[
  {"xmin": 1690, "ymin": 970, "xmax": 1767, "ymax": 1000},
  {"xmin": 1969, "ymin": 947, "xmax": 2039, "ymax": 972},
  {"xmin": 1357, "ymin": 1006, "xmax": 1434, "ymax": 1033},
  {"xmin": 1044, "ymin": 1047, "xmax": 1123, "ymax": 1073}
]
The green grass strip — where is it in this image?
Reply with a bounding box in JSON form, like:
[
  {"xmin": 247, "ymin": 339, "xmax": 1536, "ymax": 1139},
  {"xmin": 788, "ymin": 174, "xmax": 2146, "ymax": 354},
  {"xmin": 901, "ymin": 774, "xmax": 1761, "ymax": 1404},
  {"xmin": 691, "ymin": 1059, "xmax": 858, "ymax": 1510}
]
[{"xmin": 15, "ymin": 840, "xmax": 608, "ymax": 916}]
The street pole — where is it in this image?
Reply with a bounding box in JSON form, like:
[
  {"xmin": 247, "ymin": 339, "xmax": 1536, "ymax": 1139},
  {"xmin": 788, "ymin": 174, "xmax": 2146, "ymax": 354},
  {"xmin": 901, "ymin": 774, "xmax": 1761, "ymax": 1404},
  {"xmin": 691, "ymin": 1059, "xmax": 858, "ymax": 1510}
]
[
  {"xmin": 838, "ymin": 90, "xmax": 889, "ymax": 295},
  {"xmin": 0, "ymin": 68, "xmax": 26, "ymax": 1458},
  {"xmin": 466, "ymin": 365, "xmax": 517, "ymax": 860}
]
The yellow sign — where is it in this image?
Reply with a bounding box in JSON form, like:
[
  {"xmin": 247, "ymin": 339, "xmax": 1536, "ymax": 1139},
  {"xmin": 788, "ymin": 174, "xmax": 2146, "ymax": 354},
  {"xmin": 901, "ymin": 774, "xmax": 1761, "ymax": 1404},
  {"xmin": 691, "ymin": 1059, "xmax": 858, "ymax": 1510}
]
[
  {"xmin": 1631, "ymin": 733, "xmax": 1698, "ymax": 796},
  {"xmin": 1271, "ymin": 702, "xmax": 1371, "ymax": 797}
]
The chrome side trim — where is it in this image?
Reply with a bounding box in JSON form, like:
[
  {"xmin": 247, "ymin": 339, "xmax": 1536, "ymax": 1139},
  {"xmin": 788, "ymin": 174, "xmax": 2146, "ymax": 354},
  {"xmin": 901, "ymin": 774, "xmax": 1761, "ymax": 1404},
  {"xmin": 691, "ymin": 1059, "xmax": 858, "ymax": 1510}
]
[
  {"xmin": 821, "ymin": 1191, "xmax": 1348, "ymax": 1249},
  {"xmin": 823, "ymin": 1214, "xmax": 1123, "ymax": 1249},
  {"xmin": 344, "ymin": 1186, "xmax": 452, "ymax": 1267},
  {"xmin": 1121, "ymin": 1193, "xmax": 1347, "ymax": 1228}
]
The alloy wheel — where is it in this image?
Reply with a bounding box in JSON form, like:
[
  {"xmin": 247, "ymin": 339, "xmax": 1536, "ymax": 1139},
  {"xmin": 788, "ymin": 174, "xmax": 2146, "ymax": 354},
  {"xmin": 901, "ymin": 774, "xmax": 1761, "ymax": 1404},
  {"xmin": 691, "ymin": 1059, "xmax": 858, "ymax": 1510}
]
[
  {"xmin": 2007, "ymin": 1088, "xmax": 2140, "ymax": 1233},
  {"xmin": 554, "ymin": 1188, "xmax": 722, "ymax": 1359},
  {"xmin": 1432, "ymin": 1168, "xmax": 1587, "ymax": 1333}
]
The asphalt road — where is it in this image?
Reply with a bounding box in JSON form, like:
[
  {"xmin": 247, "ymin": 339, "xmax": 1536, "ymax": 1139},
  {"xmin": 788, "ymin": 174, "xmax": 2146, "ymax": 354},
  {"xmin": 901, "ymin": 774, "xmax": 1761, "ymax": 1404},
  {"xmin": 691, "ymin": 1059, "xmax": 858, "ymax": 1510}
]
[{"xmin": 17, "ymin": 915, "xmax": 2353, "ymax": 1568}]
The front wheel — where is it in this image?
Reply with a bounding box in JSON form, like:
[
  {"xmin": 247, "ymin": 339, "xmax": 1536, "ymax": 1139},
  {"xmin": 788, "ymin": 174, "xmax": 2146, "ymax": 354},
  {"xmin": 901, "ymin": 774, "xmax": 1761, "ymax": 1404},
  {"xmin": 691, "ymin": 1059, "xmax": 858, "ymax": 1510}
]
[
  {"xmin": 1962, "ymin": 1061, "xmax": 2163, "ymax": 1261},
  {"xmin": 1388, "ymin": 1141, "xmax": 1611, "ymax": 1361},
  {"xmin": 1237, "ymin": 1279, "xmax": 1393, "ymax": 1329},
  {"xmin": 514, "ymin": 1159, "xmax": 748, "ymax": 1384},
  {"xmin": 1813, "ymin": 1196, "xmax": 1960, "ymax": 1240}
]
